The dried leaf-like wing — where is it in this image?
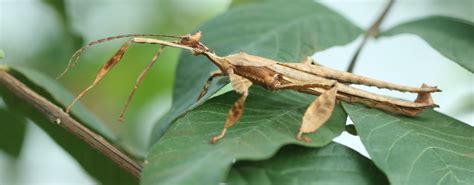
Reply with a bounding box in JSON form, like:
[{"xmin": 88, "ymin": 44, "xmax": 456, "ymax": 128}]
[
  {"xmin": 297, "ymin": 85, "xmax": 338, "ymax": 142},
  {"xmin": 225, "ymin": 52, "xmax": 277, "ymax": 67},
  {"xmin": 282, "ymin": 63, "xmax": 440, "ymax": 93},
  {"xmin": 229, "ymin": 72, "xmax": 252, "ymax": 94}
]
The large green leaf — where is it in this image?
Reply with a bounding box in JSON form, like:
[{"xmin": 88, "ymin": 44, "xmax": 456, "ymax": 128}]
[
  {"xmin": 150, "ymin": 0, "xmax": 362, "ymax": 143},
  {"xmin": 0, "ymin": 66, "xmax": 137, "ymax": 184},
  {"xmin": 0, "ymin": 108, "xmax": 27, "ymax": 157},
  {"xmin": 343, "ymin": 103, "xmax": 474, "ymax": 185},
  {"xmin": 227, "ymin": 142, "xmax": 389, "ymax": 185},
  {"xmin": 0, "ymin": 50, "xmax": 4, "ymax": 59},
  {"xmin": 142, "ymin": 87, "xmax": 347, "ymax": 185},
  {"xmin": 382, "ymin": 16, "xmax": 474, "ymax": 73}
]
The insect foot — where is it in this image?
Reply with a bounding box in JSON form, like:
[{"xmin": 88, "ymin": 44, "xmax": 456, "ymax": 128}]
[{"xmin": 210, "ymin": 128, "xmax": 227, "ymax": 144}]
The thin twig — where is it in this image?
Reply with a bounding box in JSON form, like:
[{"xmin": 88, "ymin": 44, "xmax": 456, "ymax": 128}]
[
  {"xmin": 346, "ymin": 0, "xmax": 395, "ymax": 73},
  {"xmin": 0, "ymin": 70, "xmax": 143, "ymax": 179}
]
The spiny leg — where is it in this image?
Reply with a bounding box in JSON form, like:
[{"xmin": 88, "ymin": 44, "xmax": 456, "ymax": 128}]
[
  {"xmin": 57, "ymin": 34, "xmax": 184, "ymax": 79},
  {"xmin": 211, "ymin": 69, "xmax": 252, "ymax": 144},
  {"xmin": 65, "ymin": 40, "xmax": 132, "ymax": 113},
  {"xmin": 297, "ymin": 84, "xmax": 338, "ymax": 142},
  {"xmin": 118, "ymin": 45, "xmax": 166, "ymax": 122},
  {"xmin": 196, "ymin": 70, "xmax": 224, "ymax": 102}
]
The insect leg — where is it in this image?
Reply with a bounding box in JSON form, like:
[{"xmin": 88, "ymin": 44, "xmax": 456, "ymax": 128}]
[
  {"xmin": 117, "ymin": 45, "xmax": 166, "ymax": 122},
  {"xmin": 211, "ymin": 69, "xmax": 252, "ymax": 144},
  {"xmin": 65, "ymin": 40, "xmax": 132, "ymax": 113},
  {"xmin": 57, "ymin": 34, "xmax": 184, "ymax": 79},
  {"xmin": 196, "ymin": 70, "xmax": 225, "ymax": 102}
]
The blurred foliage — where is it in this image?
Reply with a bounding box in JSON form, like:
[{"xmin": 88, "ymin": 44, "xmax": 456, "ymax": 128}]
[
  {"xmin": 382, "ymin": 16, "xmax": 474, "ymax": 73},
  {"xmin": 1, "ymin": 0, "xmax": 230, "ymax": 157},
  {"xmin": 0, "ymin": 108, "xmax": 27, "ymax": 157},
  {"xmin": 230, "ymin": 0, "xmax": 270, "ymax": 7},
  {"xmin": 450, "ymin": 92, "xmax": 474, "ymax": 116},
  {"xmin": 0, "ymin": 66, "xmax": 136, "ymax": 184},
  {"xmin": 0, "ymin": 0, "xmax": 229, "ymax": 182},
  {"xmin": 41, "ymin": 0, "xmax": 83, "ymax": 49}
]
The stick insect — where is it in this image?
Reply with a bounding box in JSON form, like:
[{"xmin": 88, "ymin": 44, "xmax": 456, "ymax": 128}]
[{"xmin": 58, "ymin": 32, "xmax": 440, "ymax": 143}]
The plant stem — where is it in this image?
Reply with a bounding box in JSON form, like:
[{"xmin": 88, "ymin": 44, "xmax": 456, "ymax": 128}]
[
  {"xmin": 0, "ymin": 70, "xmax": 143, "ymax": 179},
  {"xmin": 346, "ymin": 0, "xmax": 395, "ymax": 73}
]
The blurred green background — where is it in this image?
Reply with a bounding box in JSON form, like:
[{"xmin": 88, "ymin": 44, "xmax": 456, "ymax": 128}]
[
  {"xmin": 1, "ymin": 0, "xmax": 229, "ymax": 182},
  {"xmin": 1, "ymin": 0, "xmax": 229, "ymax": 155},
  {"xmin": 0, "ymin": 0, "xmax": 472, "ymax": 183}
]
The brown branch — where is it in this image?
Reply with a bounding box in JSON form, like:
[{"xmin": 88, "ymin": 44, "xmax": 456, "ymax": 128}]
[
  {"xmin": 0, "ymin": 70, "xmax": 143, "ymax": 179},
  {"xmin": 346, "ymin": 0, "xmax": 395, "ymax": 73}
]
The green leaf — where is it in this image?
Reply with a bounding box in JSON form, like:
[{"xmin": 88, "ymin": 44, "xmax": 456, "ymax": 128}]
[
  {"xmin": 343, "ymin": 103, "xmax": 474, "ymax": 185},
  {"xmin": 382, "ymin": 16, "xmax": 474, "ymax": 73},
  {"xmin": 0, "ymin": 108, "xmax": 27, "ymax": 157},
  {"xmin": 0, "ymin": 50, "xmax": 4, "ymax": 59},
  {"xmin": 0, "ymin": 66, "xmax": 137, "ymax": 184},
  {"xmin": 227, "ymin": 142, "xmax": 389, "ymax": 185},
  {"xmin": 230, "ymin": 0, "xmax": 273, "ymax": 7},
  {"xmin": 142, "ymin": 87, "xmax": 347, "ymax": 185},
  {"xmin": 150, "ymin": 0, "xmax": 362, "ymax": 143},
  {"xmin": 42, "ymin": 0, "xmax": 83, "ymax": 49}
]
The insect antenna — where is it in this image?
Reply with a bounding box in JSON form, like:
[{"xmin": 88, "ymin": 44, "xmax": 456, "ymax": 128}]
[
  {"xmin": 118, "ymin": 45, "xmax": 166, "ymax": 122},
  {"xmin": 57, "ymin": 33, "xmax": 183, "ymax": 79}
]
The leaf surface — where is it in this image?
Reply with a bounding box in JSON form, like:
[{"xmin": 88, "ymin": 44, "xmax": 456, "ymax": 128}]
[
  {"xmin": 382, "ymin": 16, "xmax": 474, "ymax": 73},
  {"xmin": 343, "ymin": 103, "xmax": 474, "ymax": 185},
  {"xmin": 151, "ymin": 0, "xmax": 362, "ymax": 143},
  {"xmin": 227, "ymin": 142, "xmax": 389, "ymax": 185},
  {"xmin": 142, "ymin": 87, "xmax": 347, "ymax": 185}
]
